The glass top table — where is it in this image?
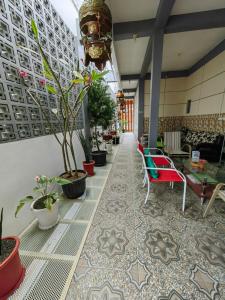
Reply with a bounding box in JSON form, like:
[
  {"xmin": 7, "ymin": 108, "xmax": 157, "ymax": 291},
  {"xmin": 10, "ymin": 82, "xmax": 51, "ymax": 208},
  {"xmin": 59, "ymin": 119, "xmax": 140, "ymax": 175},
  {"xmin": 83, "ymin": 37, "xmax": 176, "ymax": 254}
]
[
  {"xmin": 182, "ymin": 159, "xmax": 219, "ymax": 203},
  {"xmin": 183, "ymin": 159, "xmax": 218, "ymax": 184}
]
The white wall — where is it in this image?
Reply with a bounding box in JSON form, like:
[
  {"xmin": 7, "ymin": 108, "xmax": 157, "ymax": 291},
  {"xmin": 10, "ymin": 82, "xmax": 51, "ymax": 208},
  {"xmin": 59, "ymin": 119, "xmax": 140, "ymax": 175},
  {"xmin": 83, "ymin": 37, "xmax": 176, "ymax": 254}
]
[
  {"xmin": 144, "ymin": 51, "xmax": 225, "ymax": 118},
  {"xmin": 0, "ymin": 133, "xmax": 85, "ymax": 236},
  {"xmin": 49, "ymin": 0, "xmax": 78, "ymax": 35}
]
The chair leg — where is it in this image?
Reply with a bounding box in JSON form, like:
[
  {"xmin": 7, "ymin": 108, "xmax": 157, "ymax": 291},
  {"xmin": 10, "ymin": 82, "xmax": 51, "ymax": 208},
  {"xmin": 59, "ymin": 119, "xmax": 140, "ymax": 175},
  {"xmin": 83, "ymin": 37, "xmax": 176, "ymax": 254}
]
[
  {"xmin": 182, "ymin": 181, "xmax": 187, "ymax": 212},
  {"xmin": 142, "ymin": 175, "xmax": 146, "ymax": 187},
  {"xmin": 145, "ymin": 181, "xmax": 150, "ymax": 204},
  {"xmin": 203, "ymin": 189, "xmax": 218, "ymax": 218}
]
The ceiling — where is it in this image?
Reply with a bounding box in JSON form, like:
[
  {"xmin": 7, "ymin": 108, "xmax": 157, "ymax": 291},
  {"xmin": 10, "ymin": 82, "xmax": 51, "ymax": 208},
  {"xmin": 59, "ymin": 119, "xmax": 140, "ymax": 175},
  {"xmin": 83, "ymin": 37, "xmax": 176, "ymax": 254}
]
[
  {"xmin": 172, "ymin": 0, "xmax": 225, "ymax": 15},
  {"xmin": 106, "ymin": 0, "xmax": 159, "ymax": 23},
  {"xmin": 162, "ymin": 28, "xmax": 225, "ymax": 71},
  {"xmin": 114, "ymin": 37, "xmax": 149, "ymax": 75},
  {"xmin": 108, "ymin": 0, "xmax": 225, "ymax": 96}
]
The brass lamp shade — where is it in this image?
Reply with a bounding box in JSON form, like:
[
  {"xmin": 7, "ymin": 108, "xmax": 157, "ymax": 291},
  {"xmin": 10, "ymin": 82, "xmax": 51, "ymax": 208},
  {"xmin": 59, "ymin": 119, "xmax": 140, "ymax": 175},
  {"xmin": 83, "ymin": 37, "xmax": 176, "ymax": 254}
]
[{"xmin": 79, "ymin": 0, "xmax": 112, "ymax": 70}]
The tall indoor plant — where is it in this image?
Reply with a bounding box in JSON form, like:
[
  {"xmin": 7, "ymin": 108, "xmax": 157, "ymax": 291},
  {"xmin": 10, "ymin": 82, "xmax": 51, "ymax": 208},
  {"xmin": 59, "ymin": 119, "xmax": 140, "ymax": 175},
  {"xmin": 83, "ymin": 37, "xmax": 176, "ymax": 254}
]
[
  {"xmin": 77, "ymin": 130, "xmax": 95, "ymax": 176},
  {"xmin": 0, "ymin": 208, "xmax": 25, "ymax": 299},
  {"xmin": 88, "ymin": 81, "xmax": 115, "ymax": 166},
  {"xmin": 19, "ymin": 20, "xmax": 106, "ymax": 198}
]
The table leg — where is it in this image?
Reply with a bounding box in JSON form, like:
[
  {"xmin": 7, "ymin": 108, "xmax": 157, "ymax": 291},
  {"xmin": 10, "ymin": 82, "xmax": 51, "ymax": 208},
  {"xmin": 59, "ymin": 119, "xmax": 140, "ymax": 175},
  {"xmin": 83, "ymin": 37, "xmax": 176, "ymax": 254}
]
[{"xmin": 200, "ymin": 177, "xmax": 208, "ymax": 205}]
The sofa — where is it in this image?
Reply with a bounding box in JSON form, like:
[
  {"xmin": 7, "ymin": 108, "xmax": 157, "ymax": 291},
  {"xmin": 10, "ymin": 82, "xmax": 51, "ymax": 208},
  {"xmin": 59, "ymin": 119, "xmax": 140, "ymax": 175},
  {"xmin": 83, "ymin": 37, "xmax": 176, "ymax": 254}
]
[{"xmin": 182, "ymin": 129, "xmax": 224, "ymax": 162}]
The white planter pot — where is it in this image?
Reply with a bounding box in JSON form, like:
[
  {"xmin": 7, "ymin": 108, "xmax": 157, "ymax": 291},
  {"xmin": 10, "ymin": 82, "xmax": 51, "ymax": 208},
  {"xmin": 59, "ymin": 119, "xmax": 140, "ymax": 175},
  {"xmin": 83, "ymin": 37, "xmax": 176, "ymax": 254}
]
[
  {"xmin": 106, "ymin": 143, "xmax": 112, "ymax": 153},
  {"xmin": 31, "ymin": 198, "xmax": 60, "ymax": 230}
]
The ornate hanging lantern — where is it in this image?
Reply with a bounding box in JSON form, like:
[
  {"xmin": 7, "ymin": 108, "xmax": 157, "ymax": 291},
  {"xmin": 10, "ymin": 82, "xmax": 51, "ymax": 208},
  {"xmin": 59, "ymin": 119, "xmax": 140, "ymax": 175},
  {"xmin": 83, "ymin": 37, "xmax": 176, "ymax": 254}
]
[
  {"xmin": 116, "ymin": 90, "xmax": 125, "ymax": 104},
  {"xmin": 79, "ymin": 0, "xmax": 112, "ymax": 71}
]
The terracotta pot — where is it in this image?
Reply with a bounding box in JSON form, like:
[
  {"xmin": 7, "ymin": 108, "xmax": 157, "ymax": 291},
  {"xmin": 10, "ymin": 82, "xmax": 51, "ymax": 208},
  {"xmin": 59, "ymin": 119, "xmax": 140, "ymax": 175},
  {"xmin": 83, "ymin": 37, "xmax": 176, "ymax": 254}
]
[
  {"xmin": 83, "ymin": 160, "xmax": 95, "ymax": 176},
  {"xmin": 0, "ymin": 237, "xmax": 25, "ymax": 300}
]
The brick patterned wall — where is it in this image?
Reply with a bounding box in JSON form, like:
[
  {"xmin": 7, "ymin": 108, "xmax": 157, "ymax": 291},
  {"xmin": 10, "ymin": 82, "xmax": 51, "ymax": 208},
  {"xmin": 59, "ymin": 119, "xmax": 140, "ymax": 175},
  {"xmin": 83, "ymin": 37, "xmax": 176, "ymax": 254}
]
[{"xmin": 144, "ymin": 113, "xmax": 225, "ymax": 134}]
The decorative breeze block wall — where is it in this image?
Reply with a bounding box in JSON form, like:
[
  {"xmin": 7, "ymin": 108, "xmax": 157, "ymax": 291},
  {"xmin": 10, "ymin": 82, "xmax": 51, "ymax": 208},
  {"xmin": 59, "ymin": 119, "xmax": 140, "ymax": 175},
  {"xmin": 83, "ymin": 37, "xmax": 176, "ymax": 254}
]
[{"xmin": 0, "ymin": 0, "xmax": 83, "ymax": 143}]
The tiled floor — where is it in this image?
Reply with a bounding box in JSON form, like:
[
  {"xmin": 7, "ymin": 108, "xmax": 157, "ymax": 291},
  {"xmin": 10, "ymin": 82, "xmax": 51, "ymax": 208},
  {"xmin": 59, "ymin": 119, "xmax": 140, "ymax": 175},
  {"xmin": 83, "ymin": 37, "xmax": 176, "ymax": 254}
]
[{"xmin": 66, "ymin": 133, "xmax": 225, "ymax": 300}]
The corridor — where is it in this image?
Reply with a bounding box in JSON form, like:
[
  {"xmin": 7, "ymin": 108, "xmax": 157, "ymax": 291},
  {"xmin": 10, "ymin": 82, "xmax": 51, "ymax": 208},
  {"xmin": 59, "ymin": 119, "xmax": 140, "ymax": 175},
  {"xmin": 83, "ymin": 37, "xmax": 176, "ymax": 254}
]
[{"xmin": 66, "ymin": 133, "xmax": 225, "ymax": 300}]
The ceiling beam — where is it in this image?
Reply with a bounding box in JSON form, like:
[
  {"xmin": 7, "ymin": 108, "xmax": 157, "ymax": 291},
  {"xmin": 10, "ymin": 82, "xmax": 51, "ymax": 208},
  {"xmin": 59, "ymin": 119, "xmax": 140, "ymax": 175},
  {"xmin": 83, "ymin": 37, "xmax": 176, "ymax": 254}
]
[
  {"xmin": 189, "ymin": 38, "xmax": 225, "ymax": 75},
  {"xmin": 140, "ymin": 40, "xmax": 152, "ymax": 78},
  {"xmin": 120, "ymin": 37, "xmax": 225, "ymax": 80},
  {"xmin": 123, "ymin": 88, "xmax": 136, "ymax": 93},
  {"xmin": 140, "ymin": 0, "xmax": 175, "ymax": 79},
  {"xmin": 166, "ymin": 8, "xmax": 225, "ymax": 33},
  {"xmin": 113, "ymin": 8, "xmax": 225, "ymax": 41},
  {"xmin": 121, "ymin": 70, "xmax": 189, "ymax": 81},
  {"xmin": 113, "ymin": 19, "xmax": 154, "ymax": 41}
]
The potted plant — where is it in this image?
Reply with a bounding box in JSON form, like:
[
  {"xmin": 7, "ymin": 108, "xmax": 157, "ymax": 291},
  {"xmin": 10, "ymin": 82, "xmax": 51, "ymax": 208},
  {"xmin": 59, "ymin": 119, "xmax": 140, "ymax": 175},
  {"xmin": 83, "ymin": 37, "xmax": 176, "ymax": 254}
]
[
  {"xmin": 119, "ymin": 119, "xmax": 128, "ymax": 133},
  {"xmin": 0, "ymin": 208, "xmax": 25, "ymax": 299},
  {"xmin": 88, "ymin": 81, "xmax": 116, "ymax": 166},
  {"xmin": 18, "ymin": 20, "xmax": 107, "ymax": 199},
  {"xmin": 15, "ymin": 175, "xmax": 70, "ymax": 230},
  {"xmin": 77, "ymin": 130, "xmax": 95, "ymax": 176}
]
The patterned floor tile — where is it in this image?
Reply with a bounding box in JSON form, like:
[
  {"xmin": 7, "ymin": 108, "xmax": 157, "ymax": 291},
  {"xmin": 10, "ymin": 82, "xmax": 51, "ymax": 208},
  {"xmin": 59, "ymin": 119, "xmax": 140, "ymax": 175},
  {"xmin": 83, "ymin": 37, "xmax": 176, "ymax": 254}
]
[
  {"xmin": 190, "ymin": 265, "xmax": 220, "ymax": 300},
  {"xmin": 158, "ymin": 289, "xmax": 187, "ymax": 300},
  {"xmin": 66, "ymin": 133, "xmax": 225, "ymax": 300},
  {"xmin": 196, "ymin": 234, "xmax": 225, "ymax": 268},
  {"xmin": 144, "ymin": 229, "xmax": 180, "ymax": 265}
]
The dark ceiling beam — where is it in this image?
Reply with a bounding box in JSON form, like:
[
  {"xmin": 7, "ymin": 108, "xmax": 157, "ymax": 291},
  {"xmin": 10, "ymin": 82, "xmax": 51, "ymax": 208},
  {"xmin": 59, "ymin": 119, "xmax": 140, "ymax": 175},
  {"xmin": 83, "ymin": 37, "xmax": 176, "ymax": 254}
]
[
  {"xmin": 113, "ymin": 8, "xmax": 225, "ymax": 41},
  {"xmin": 166, "ymin": 8, "xmax": 225, "ymax": 33},
  {"xmin": 140, "ymin": 0, "xmax": 175, "ymax": 79},
  {"xmin": 123, "ymin": 88, "xmax": 136, "ymax": 93},
  {"xmin": 189, "ymin": 38, "xmax": 225, "ymax": 75},
  {"xmin": 113, "ymin": 19, "xmax": 154, "ymax": 41},
  {"xmin": 140, "ymin": 40, "xmax": 152, "ymax": 78},
  {"xmin": 121, "ymin": 74, "xmax": 140, "ymax": 81},
  {"xmin": 120, "ymin": 37, "xmax": 225, "ymax": 80},
  {"xmin": 121, "ymin": 70, "xmax": 189, "ymax": 81}
]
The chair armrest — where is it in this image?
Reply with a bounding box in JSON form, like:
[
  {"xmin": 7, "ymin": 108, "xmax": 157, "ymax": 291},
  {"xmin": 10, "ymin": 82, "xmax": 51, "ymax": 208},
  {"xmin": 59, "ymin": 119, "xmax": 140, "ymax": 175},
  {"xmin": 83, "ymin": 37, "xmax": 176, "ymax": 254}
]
[
  {"xmin": 144, "ymin": 147, "xmax": 164, "ymax": 155},
  {"xmin": 215, "ymin": 183, "xmax": 225, "ymax": 191}
]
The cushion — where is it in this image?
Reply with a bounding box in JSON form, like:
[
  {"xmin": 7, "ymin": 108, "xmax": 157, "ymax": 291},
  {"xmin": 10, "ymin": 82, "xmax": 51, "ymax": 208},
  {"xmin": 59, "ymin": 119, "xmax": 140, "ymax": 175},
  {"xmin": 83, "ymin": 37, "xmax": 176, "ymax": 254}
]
[{"xmin": 144, "ymin": 149, "xmax": 159, "ymax": 179}]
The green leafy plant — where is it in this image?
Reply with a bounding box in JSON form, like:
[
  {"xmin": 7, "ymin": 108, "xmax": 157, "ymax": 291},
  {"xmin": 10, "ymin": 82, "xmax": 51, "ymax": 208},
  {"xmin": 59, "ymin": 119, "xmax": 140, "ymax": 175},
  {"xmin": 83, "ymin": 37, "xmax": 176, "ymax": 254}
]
[
  {"xmin": 18, "ymin": 20, "xmax": 107, "ymax": 180},
  {"xmin": 15, "ymin": 176, "xmax": 70, "ymax": 217},
  {"xmin": 88, "ymin": 81, "xmax": 116, "ymax": 151},
  {"xmin": 119, "ymin": 119, "xmax": 128, "ymax": 132},
  {"xmin": 77, "ymin": 130, "xmax": 91, "ymax": 163},
  {"xmin": 0, "ymin": 208, "xmax": 3, "ymax": 256}
]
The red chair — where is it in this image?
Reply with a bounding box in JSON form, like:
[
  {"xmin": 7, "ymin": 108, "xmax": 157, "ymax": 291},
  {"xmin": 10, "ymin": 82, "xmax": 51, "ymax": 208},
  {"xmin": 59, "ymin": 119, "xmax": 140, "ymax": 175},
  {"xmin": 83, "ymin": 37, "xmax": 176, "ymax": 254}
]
[
  {"xmin": 138, "ymin": 143, "xmax": 174, "ymax": 168},
  {"xmin": 137, "ymin": 144, "xmax": 187, "ymax": 212}
]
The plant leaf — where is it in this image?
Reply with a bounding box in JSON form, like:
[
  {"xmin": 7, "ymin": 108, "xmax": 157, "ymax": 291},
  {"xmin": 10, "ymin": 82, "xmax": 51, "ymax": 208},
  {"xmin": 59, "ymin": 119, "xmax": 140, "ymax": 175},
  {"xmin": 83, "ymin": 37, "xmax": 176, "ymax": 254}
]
[
  {"xmin": 42, "ymin": 58, "xmax": 54, "ymax": 80},
  {"xmin": 73, "ymin": 71, "xmax": 84, "ymax": 80},
  {"xmin": 91, "ymin": 70, "xmax": 109, "ymax": 81},
  {"xmin": 53, "ymin": 177, "xmax": 71, "ymax": 185},
  {"xmin": 71, "ymin": 79, "xmax": 84, "ymax": 84},
  {"xmin": 31, "ymin": 19, "xmax": 38, "ymax": 40},
  {"xmin": 15, "ymin": 196, "xmax": 34, "ymax": 217},
  {"xmin": 44, "ymin": 197, "xmax": 53, "ymax": 211},
  {"xmin": 46, "ymin": 84, "xmax": 57, "ymax": 94}
]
